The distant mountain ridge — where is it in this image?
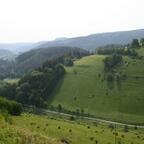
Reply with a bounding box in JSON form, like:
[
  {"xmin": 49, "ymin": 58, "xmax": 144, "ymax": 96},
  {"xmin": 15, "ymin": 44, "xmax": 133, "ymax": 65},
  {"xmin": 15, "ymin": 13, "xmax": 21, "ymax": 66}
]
[
  {"xmin": 0, "ymin": 29, "xmax": 144, "ymax": 53},
  {"xmin": 37, "ymin": 29, "xmax": 144, "ymax": 50}
]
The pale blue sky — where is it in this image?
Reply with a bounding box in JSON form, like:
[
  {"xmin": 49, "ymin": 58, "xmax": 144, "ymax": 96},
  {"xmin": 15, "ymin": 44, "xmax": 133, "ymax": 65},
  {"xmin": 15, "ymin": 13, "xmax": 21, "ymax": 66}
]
[{"xmin": 0, "ymin": 0, "xmax": 144, "ymax": 42}]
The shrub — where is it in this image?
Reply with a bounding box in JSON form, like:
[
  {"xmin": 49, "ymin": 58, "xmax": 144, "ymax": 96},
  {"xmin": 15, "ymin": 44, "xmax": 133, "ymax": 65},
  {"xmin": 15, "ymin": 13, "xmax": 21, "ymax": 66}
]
[
  {"xmin": 69, "ymin": 129, "xmax": 72, "ymax": 133},
  {"xmin": 0, "ymin": 97, "xmax": 22, "ymax": 116},
  {"xmin": 107, "ymin": 73, "xmax": 114, "ymax": 81},
  {"xmin": 95, "ymin": 140, "xmax": 98, "ymax": 144},
  {"xmin": 73, "ymin": 69, "xmax": 77, "ymax": 75},
  {"xmin": 57, "ymin": 104, "xmax": 62, "ymax": 112},
  {"xmin": 98, "ymin": 73, "xmax": 101, "ymax": 78},
  {"xmin": 90, "ymin": 137, "xmax": 94, "ymax": 141},
  {"xmin": 123, "ymin": 125, "xmax": 129, "ymax": 132},
  {"xmin": 122, "ymin": 74, "xmax": 127, "ymax": 80},
  {"xmin": 69, "ymin": 116, "xmax": 75, "ymax": 121},
  {"xmin": 134, "ymin": 126, "xmax": 138, "ymax": 130},
  {"xmin": 108, "ymin": 124, "xmax": 114, "ymax": 129},
  {"xmin": 87, "ymin": 126, "xmax": 90, "ymax": 129}
]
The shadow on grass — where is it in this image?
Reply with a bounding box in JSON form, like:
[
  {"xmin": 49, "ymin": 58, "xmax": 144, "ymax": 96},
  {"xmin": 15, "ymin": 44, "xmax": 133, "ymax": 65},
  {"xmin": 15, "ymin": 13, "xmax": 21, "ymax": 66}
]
[{"xmin": 47, "ymin": 76, "xmax": 65, "ymax": 105}]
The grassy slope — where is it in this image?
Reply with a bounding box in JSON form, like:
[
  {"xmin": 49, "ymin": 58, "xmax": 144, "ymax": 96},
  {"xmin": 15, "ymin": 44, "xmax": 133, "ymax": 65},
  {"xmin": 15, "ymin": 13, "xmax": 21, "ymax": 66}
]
[
  {"xmin": 1, "ymin": 113, "xmax": 144, "ymax": 144},
  {"xmin": 50, "ymin": 49, "xmax": 144, "ymax": 124},
  {"xmin": 0, "ymin": 114, "xmax": 59, "ymax": 144}
]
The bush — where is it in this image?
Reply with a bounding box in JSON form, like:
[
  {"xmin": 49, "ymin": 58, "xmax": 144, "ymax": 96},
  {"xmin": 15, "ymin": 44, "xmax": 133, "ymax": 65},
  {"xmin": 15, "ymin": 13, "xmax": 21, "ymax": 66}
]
[
  {"xmin": 69, "ymin": 116, "xmax": 75, "ymax": 121},
  {"xmin": 1, "ymin": 110, "xmax": 13, "ymax": 124},
  {"xmin": 0, "ymin": 97, "xmax": 22, "ymax": 116},
  {"xmin": 73, "ymin": 69, "xmax": 77, "ymax": 75},
  {"xmin": 57, "ymin": 104, "xmax": 62, "ymax": 112},
  {"xmin": 107, "ymin": 73, "xmax": 114, "ymax": 81},
  {"xmin": 69, "ymin": 129, "xmax": 72, "ymax": 133},
  {"xmin": 123, "ymin": 125, "xmax": 129, "ymax": 132}
]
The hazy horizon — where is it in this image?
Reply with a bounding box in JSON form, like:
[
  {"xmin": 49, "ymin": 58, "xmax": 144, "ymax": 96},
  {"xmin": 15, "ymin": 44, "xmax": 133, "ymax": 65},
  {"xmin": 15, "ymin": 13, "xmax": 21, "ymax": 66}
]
[
  {"xmin": 0, "ymin": 28, "xmax": 144, "ymax": 44},
  {"xmin": 0, "ymin": 0, "xmax": 144, "ymax": 42}
]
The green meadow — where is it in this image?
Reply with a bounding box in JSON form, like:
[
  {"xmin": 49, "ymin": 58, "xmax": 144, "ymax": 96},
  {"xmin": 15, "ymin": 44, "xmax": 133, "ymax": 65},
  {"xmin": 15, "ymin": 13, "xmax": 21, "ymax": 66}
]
[
  {"xmin": 0, "ymin": 113, "xmax": 144, "ymax": 144},
  {"xmin": 50, "ymin": 49, "xmax": 144, "ymax": 124}
]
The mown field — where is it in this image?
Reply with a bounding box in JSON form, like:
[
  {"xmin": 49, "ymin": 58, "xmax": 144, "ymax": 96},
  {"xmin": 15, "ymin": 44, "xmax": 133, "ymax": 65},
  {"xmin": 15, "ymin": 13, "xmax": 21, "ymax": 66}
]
[
  {"xmin": 50, "ymin": 49, "xmax": 144, "ymax": 124},
  {"xmin": 0, "ymin": 113, "xmax": 144, "ymax": 144}
]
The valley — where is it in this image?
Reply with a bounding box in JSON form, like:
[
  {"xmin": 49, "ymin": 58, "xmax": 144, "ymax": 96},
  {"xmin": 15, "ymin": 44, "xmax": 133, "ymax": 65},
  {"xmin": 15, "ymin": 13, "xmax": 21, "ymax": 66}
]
[{"xmin": 0, "ymin": 34, "xmax": 144, "ymax": 144}]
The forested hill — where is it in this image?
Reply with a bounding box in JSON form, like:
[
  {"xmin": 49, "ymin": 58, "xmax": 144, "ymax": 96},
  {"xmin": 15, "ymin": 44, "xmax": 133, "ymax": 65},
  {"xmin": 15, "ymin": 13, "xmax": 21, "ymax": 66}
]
[
  {"xmin": 16, "ymin": 46, "xmax": 89, "ymax": 72},
  {"xmin": 36, "ymin": 29, "xmax": 144, "ymax": 51},
  {"xmin": 0, "ymin": 46, "xmax": 89, "ymax": 79}
]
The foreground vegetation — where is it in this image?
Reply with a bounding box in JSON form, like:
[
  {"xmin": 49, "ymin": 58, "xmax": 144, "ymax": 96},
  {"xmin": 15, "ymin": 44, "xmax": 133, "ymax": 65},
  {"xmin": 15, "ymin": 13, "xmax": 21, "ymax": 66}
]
[
  {"xmin": 0, "ymin": 113, "xmax": 144, "ymax": 144},
  {"xmin": 0, "ymin": 97, "xmax": 22, "ymax": 116}
]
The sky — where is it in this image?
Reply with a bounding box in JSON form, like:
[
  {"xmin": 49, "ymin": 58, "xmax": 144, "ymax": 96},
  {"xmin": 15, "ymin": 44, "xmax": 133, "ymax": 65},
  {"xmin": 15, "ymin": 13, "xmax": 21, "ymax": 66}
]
[{"xmin": 0, "ymin": 0, "xmax": 144, "ymax": 42}]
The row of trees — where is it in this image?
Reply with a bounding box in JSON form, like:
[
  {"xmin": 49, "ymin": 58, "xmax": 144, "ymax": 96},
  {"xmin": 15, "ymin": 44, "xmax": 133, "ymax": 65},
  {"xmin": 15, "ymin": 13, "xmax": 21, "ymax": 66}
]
[
  {"xmin": 103, "ymin": 54, "xmax": 123, "ymax": 72},
  {"xmin": 97, "ymin": 38, "xmax": 144, "ymax": 56},
  {"xmin": 103, "ymin": 54, "xmax": 124, "ymax": 89},
  {"xmin": 97, "ymin": 47, "xmax": 138, "ymax": 57},
  {"xmin": 130, "ymin": 38, "xmax": 144, "ymax": 48}
]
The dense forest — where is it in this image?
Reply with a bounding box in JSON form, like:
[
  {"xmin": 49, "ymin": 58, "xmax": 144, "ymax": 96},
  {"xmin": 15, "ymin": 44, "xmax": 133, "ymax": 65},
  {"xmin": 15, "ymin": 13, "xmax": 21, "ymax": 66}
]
[
  {"xmin": 0, "ymin": 46, "xmax": 89, "ymax": 80},
  {"xmin": 0, "ymin": 57, "xmax": 66, "ymax": 108}
]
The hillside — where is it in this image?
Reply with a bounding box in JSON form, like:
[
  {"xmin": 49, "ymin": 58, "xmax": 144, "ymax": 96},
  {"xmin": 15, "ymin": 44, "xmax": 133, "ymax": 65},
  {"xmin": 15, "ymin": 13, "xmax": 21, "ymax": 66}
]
[
  {"xmin": 16, "ymin": 46, "xmax": 89, "ymax": 72},
  {"xmin": 50, "ymin": 48, "xmax": 144, "ymax": 124},
  {"xmin": 37, "ymin": 29, "xmax": 144, "ymax": 51}
]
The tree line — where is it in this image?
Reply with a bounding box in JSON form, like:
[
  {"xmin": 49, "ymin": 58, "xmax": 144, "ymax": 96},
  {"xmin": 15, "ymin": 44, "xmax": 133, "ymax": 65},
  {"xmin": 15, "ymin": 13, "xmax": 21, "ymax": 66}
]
[
  {"xmin": 97, "ymin": 38, "xmax": 144, "ymax": 56},
  {"xmin": 103, "ymin": 54, "xmax": 123, "ymax": 72}
]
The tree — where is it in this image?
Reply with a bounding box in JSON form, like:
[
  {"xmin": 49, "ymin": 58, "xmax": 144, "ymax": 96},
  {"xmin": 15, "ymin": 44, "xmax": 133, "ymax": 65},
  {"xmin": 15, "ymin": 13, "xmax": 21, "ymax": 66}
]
[
  {"xmin": 64, "ymin": 57, "xmax": 74, "ymax": 66},
  {"xmin": 107, "ymin": 73, "xmax": 114, "ymax": 82},
  {"xmin": 131, "ymin": 39, "xmax": 140, "ymax": 48},
  {"xmin": 57, "ymin": 104, "xmax": 62, "ymax": 112},
  {"xmin": 103, "ymin": 54, "xmax": 123, "ymax": 72},
  {"xmin": 140, "ymin": 38, "xmax": 144, "ymax": 47},
  {"xmin": 123, "ymin": 125, "xmax": 129, "ymax": 132},
  {"xmin": 73, "ymin": 69, "xmax": 77, "ymax": 75}
]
